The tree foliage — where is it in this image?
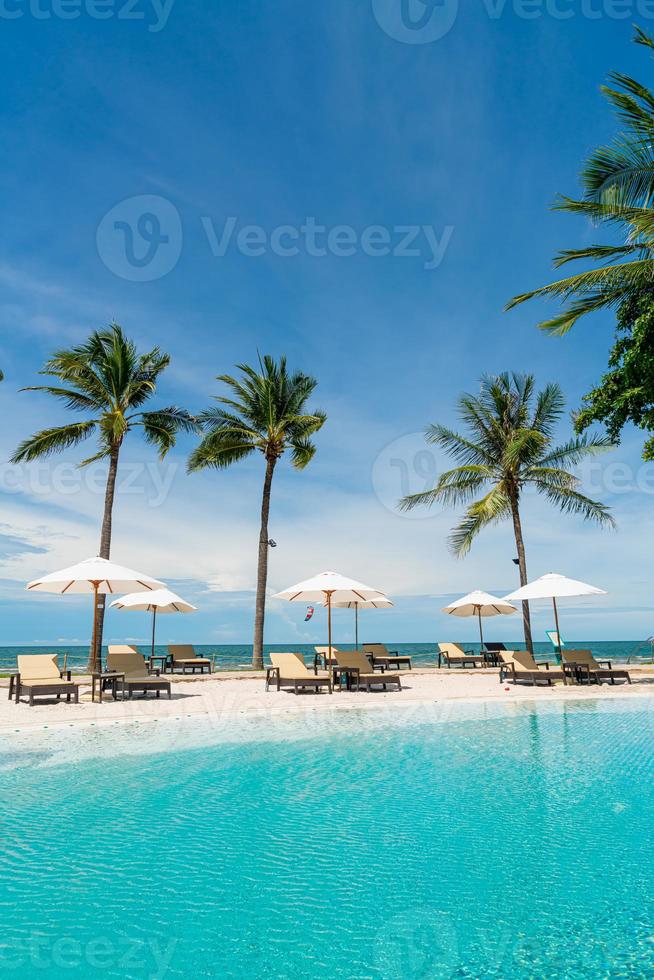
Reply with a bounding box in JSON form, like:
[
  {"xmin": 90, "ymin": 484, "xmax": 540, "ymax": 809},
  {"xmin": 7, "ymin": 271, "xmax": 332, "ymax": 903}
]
[
  {"xmin": 12, "ymin": 323, "xmax": 196, "ymax": 465},
  {"xmin": 400, "ymin": 373, "xmax": 615, "ymax": 555},
  {"xmin": 507, "ymin": 28, "xmax": 654, "ymax": 335},
  {"xmin": 576, "ymin": 293, "xmax": 654, "ymax": 460},
  {"xmin": 189, "ymin": 355, "xmax": 326, "ymax": 472}
]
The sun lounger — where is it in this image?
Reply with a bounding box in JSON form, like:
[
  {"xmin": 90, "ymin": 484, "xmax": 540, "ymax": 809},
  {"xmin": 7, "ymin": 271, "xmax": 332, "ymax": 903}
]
[
  {"xmin": 482, "ymin": 641, "xmax": 507, "ymax": 666},
  {"xmin": 499, "ymin": 650, "xmax": 566, "ymax": 687},
  {"xmin": 266, "ymin": 653, "xmax": 332, "ymax": 694},
  {"xmin": 438, "ymin": 643, "xmax": 486, "ymax": 669},
  {"xmin": 314, "ymin": 646, "xmax": 340, "ymax": 670},
  {"xmin": 562, "ymin": 649, "xmax": 631, "ymax": 685},
  {"xmin": 168, "ymin": 644, "xmax": 212, "ymax": 674},
  {"xmin": 361, "ymin": 643, "xmax": 412, "ymax": 670},
  {"xmin": 10, "ymin": 654, "xmax": 80, "ymax": 706},
  {"xmin": 107, "ymin": 647, "xmax": 172, "ymax": 699},
  {"xmin": 334, "ymin": 650, "xmax": 402, "ymax": 692}
]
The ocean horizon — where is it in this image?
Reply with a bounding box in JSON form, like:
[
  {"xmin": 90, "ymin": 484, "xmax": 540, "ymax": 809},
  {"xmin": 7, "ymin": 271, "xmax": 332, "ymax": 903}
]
[{"xmin": 2, "ymin": 639, "xmax": 652, "ymax": 672}]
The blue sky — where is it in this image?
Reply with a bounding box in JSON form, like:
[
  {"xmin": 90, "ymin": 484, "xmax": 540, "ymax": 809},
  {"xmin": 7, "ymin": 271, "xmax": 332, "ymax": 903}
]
[{"xmin": 1, "ymin": 1, "xmax": 654, "ymax": 647}]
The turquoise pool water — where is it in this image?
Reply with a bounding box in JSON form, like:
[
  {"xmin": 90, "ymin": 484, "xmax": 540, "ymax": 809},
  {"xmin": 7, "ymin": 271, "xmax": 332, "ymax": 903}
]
[{"xmin": 1, "ymin": 699, "xmax": 653, "ymax": 977}]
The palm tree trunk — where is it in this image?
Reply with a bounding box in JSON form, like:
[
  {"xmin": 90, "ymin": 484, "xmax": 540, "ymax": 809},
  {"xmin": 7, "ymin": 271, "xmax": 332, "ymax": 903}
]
[
  {"xmin": 509, "ymin": 493, "xmax": 533, "ymax": 655},
  {"xmin": 88, "ymin": 445, "xmax": 120, "ymax": 672},
  {"xmin": 253, "ymin": 457, "xmax": 276, "ymax": 670}
]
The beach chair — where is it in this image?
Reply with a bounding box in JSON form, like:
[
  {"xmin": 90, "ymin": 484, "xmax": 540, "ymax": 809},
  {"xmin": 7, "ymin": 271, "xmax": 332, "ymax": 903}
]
[
  {"xmin": 562, "ymin": 650, "xmax": 631, "ymax": 686},
  {"xmin": 438, "ymin": 643, "xmax": 486, "ymax": 669},
  {"xmin": 266, "ymin": 653, "xmax": 332, "ymax": 694},
  {"xmin": 106, "ymin": 646, "xmax": 172, "ymax": 699},
  {"xmin": 361, "ymin": 643, "xmax": 412, "ymax": 671},
  {"xmin": 313, "ymin": 646, "xmax": 340, "ymax": 671},
  {"xmin": 499, "ymin": 650, "xmax": 566, "ymax": 687},
  {"xmin": 10, "ymin": 654, "xmax": 80, "ymax": 706},
  {"xmin": 334, "ymin": 650, "xmax": 402, "ymax": 692},
  {"xmin": 168, "ymin": 644, "xmax": 212, "ymax": 674},
  {"xmin": 482, "ymin": 641, "xmax": 507, "ymax": 666}
]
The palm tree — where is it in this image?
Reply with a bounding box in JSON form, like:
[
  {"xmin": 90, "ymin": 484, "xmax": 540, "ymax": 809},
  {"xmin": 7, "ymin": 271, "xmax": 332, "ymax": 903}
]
[
  {"xmin": 189, "ymin": 355, "xmax": 326, "ymax": 670},
  {"xmin": 399, "ymin": 373, "xmax": 614, "ymax": 652},
  {"xmin": 12, "ymin": 323, "xmax": 196, "ymax": 670},
  {"xmin": 507, "ymin": 27, "xmax": 654, "ymax": 335}
]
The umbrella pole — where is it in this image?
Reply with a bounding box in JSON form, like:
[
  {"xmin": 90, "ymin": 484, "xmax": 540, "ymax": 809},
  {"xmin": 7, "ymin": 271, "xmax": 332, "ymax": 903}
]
[
  {"xmin": 91, "ymin": 580, "xmax": 100, "ymax": 673},
  {"xmin": 553, "ymin": 597, "xmax": 562, "ymax": 661},
  {"xmin": 327, "ymin": 592, "xmax": 333, "ymax": 660},
  {"xmin": 355, "ymin": 604, "xmax": 359, "ymax": 649},
  {"xmin": 151, "ymin": 607, "xmax": 157, "ymax": 659}
]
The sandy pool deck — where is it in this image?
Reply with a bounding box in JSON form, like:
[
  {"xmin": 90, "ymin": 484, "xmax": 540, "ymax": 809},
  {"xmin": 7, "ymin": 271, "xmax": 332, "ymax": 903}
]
[{"xmin": 2, "ymin": 666, "xmax": 654, "ymax": 735}]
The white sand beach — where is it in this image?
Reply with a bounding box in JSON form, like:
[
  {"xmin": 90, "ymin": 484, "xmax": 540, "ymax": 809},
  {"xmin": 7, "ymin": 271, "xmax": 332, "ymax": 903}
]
[{"xmin": 3, "ymin": 666, "xmax": 654, "ymax": 736}]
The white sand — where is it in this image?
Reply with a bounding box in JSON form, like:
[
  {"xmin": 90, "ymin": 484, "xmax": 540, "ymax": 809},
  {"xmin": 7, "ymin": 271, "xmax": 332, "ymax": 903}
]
[{"xmin": 2, "ymin": 666, "xmax": 654, "ymax": 736}]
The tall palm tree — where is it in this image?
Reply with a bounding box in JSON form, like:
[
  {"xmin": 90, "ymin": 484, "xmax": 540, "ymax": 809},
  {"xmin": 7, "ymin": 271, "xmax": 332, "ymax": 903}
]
[
  {"xmin": 189, "ymin": 355, "xmax": 326, "ymax": 670},
  {"xmin": 12, "ymin": 323, "xmax": 195, "ymax": 670},
  {"xmin": 507, "ymin": 28, "xmax": 654, "ymax": 335},
  {"xmin": 399, "ymin": 373, "xmax": 614, "ymax": 652}
]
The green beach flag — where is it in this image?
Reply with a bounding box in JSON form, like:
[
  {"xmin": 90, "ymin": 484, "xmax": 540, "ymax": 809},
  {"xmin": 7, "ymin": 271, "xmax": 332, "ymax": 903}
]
[{"xmin": 546, "ymin": 630, "xmax": 565, "ymax": 650}]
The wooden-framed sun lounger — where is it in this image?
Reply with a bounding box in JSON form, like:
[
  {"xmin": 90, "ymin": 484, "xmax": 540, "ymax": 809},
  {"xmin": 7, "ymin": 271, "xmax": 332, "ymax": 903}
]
[
  {"xmin": 438, "ymin": 643, "xmax": 486, "ymax": 669},
  {"xmin": 168, "ymin": 644, "xmax": 212, "ymax": 674},
  {"xmin": 482, "ymin": 642, "xmax": 507, "ymax": 666},
  {"xmin": 266, "ymin": 653, "xmax": 333, "ymax": 694},
  {"xmin": 361, "ymin": 643, "xmax": 412, "ymax": 671},
  {"xmin": 499, "ymin": 650, "xmax": 566, "ymax": 687},
  {"xmin": 562, "ymin": 650, "xmax": 631, "ymax": 685},
  {"xmin": 107, "ymin": 647, "xmax": 172, "ymax": 699},
  {"xmin": 314, "ymin": 646, "xmax": 341, "ymax": 671},
  {"xmin": 10, "ymin": 654, "xmax": 80, "ymax": 706},
  {"xmin": 334, "ymin": 650, "xmax": 402, "ymax": 692}
]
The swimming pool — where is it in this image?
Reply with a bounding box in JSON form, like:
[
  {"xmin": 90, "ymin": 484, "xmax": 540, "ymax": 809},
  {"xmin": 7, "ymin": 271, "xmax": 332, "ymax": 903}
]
[{"xmin": 1, "ymin": 699, "xmax": 652, "ymax": 978}]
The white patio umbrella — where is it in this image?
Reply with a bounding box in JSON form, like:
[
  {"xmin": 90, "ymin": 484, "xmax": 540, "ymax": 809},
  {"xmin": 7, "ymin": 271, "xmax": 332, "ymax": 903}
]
[
  {"xmin": 504, "ymin": 573, "xmax": 607, "ymax": 656},
  {"xmin": 110, "ymin": 588, "xmax": 197, "ymax": 657},
  {"xmin": 273, "ymin": 571, "xmax": 387, "ymax": 658},
  {"xmin": 328, "ymin": 596, "xmax": 394, "ymax": 649},
  {"xmin": 442, "ymin": 590, "xmax": 517, "ymax": 649},
  {"xmin": 27, "ymin": 556, "xmax": 165, "ymax": 670}
]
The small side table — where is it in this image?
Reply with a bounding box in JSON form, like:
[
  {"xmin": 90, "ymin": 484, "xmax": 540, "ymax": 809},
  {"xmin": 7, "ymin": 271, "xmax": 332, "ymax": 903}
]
[
  {"xmin": 149, "ymin": 655, "xmax": 169, "ymax": 674},
  {"xmin": 563, "ymin": 662, "xmax": 592, "ymax": 686},
  {"xmin": 91, "ymin": 671, "xmax": 126, "ymax": 703},
  {"xmin": 332, "ymin": 666, "xmax": 358, "ymax": 691}
]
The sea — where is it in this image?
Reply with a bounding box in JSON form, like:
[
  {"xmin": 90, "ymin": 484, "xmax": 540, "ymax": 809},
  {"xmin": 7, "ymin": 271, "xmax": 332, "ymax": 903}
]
[{"xmin": 2, "ymin": 639, "xmax": 652, "ymax": 672}]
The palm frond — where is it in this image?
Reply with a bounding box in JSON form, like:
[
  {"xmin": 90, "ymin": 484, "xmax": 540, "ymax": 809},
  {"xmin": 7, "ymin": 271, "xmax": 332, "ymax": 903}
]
[
  {"xmin": 449, "ymin": 487, "xmax": 512, "ymax": 557},
  {"xmin": 425, "ymin": 424, "xmax": 494, "ymax": 466},
  {"xmin": 20, "ymin": 385, "xmax": 104, "ymax": 411},
  {"xmin": 290, "ymin": 437, "xmax": 317, "ymax": 469},
  {"xmin": 537, "ymin": 432, "xmax": 614, "ymax": 468},
  {"xmin": 399, "ymin": 465, "xmax": 492, "ymax": 512},
  {"xmin": 502, "ymin": 429, "xmax": 547, "ymax": 470},
  {"xmin": 537, "ymin": 485, "xmax": 616, "ymax": 529},
  {"xmin": 553, "ymin": 243, "xmax": 645, "ymax": 269},
  {"xmin": 139, "ymin": 408, "xmax": 199, "ymax": 459},
  {"xmin": 188, "ymin": 433, "xmax": 256, "ymax": 471},
  {"xmin": 531, "ymin": 383, "xmax": 565, "ymax": 436},
  {"xmin": 11, "ymin": 421, "xmax": 96, "ymax": 463},
  {"xmin": 580, "ymin": 139, "xmax": 654, "ymax": 206},
  {"xmin": 634, "ymin": 25, "xmax": 654, "ymax": 52}
]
